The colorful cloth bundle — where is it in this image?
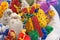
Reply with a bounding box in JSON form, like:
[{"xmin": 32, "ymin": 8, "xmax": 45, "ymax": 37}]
[{"xmin": 0, "ymin": 0, "xmax": 60, "ymax": 40}]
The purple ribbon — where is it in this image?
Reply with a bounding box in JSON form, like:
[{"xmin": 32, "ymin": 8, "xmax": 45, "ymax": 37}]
[
  {"xmin": 40, "ymin": 2, "xmax": 50, "ymax": 13},
  {"xmin": 36, "ymin": 0, "xmax": 58, "ymax": 13},
  {"xmin": 0, "ymin": 0, "xmax": 2, "ymax": 4},
  {"xmin": 47, "ymin": 0, "xmax": 58, "ymax": 5}
]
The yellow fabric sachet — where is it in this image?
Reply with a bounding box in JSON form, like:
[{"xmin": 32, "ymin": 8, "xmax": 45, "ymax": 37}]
[
  {"xmin": 1, "ymin": 1, "xmax": 9, "ymax": 11},
  {"xmin": 0, "ymin": 6, "xmax": 3, "ymax": 18},
  {"xmin": 36, "ymin": 9, "xmax": 48, "ymax": 28},
  {"xmin": 26, "ymin": 18, "xmax": 34, "ymax": 33},
  {"xmin": 0, "ymin": 1, "xmax": 9, "ymax": 18}
]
